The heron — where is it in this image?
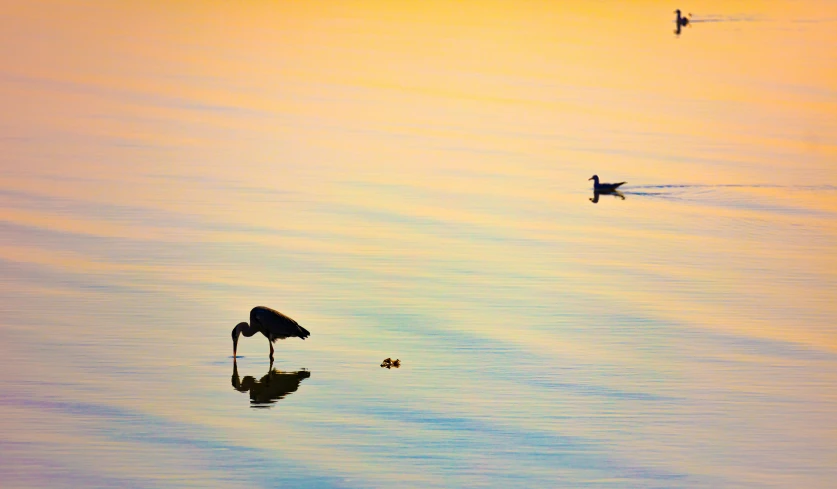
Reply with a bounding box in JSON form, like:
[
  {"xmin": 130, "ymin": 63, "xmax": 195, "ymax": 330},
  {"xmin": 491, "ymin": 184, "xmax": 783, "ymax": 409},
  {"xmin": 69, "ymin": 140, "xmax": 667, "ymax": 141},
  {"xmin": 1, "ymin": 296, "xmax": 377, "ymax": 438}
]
[
  {"xmin": 589, "ymin": 175, "xmax": 626, "ymax": 193},
  {"xmin": 232, "ymin": 306, "xmax": 310, "ymax": 361}
]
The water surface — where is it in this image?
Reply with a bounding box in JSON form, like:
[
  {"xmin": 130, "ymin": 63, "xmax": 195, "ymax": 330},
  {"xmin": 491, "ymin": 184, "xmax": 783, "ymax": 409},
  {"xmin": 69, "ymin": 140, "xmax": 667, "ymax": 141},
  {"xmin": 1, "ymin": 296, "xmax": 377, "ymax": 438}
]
[{"xmin": 1, "ymin": 1, "xmax": 836, "ymax": 487}]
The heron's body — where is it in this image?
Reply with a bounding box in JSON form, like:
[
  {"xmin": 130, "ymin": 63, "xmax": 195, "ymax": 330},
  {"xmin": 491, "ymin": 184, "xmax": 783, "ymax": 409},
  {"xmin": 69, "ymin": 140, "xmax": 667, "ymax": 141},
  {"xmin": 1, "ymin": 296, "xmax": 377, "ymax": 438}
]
[
  {"xmin": 589, "ymin": 175, "xmax": 626, "ymax": 193},
  {"xmin": 232, "ymin": 306, "xmax": 310, "ymax": 361}
]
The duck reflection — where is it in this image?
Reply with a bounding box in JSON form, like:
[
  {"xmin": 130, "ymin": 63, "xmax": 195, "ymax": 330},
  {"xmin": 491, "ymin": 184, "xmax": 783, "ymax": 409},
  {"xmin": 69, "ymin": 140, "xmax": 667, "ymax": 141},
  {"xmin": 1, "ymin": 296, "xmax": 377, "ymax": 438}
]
[
  {"xmin": 231, "ymin": 360, "xmax": 310, "ymax": 408},
  {"xmin": 590, "ymin": 189, "xmax": 625, "ymax": 203}
]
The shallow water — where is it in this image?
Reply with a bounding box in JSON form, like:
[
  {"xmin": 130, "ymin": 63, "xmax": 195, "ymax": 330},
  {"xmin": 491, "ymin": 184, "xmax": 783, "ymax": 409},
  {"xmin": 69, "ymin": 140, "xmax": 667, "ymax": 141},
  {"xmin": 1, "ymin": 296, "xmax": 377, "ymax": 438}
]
[{"xmin": 1, "ymin": 1, "xmax": 836, "ymax": 487}]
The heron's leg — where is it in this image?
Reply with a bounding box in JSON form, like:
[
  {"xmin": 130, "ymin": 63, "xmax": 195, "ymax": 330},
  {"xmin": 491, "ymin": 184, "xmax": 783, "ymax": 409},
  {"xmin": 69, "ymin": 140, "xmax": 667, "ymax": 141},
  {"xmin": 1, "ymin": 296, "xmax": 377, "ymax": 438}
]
[{"xmin": 269, "ymin": 342, "xmax": 274, "ymax": 362}]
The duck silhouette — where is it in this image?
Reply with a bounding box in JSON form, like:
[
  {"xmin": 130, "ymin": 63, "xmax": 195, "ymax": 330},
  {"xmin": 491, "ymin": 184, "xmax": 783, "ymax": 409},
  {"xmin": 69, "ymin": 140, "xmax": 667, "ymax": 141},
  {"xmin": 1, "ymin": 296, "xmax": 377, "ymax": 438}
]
[
  {"xmin": 588, "ymin": 175, "xmax": 626, "ymax": 204},
  {"xmin": 674, "ymin": 9, "xmax": 692, "ymax": 35},
  {"xmin": 589, "ymin": 175, "xmax": 626, "ymax": 192},
  {"xmin": 675, "ymin": 9, "xmax": 691, "ymax": 27}
]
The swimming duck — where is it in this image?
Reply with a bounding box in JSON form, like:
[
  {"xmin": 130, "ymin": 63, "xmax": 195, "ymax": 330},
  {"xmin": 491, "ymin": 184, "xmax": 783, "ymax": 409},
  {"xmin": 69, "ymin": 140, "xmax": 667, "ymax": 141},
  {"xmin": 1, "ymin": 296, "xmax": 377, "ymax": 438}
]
[
  {"xmin": 675, "ymin": 9, "xmax": 691, "ymax": 27},
  {"xmin": 589, "ymin": 175, "xmax": 626, "ymax": 193}
]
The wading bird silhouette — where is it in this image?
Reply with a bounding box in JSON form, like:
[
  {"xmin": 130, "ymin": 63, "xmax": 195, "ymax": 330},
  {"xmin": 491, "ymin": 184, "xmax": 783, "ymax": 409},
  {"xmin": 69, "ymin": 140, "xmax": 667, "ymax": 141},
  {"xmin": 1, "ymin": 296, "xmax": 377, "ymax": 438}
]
[{"xmin": 232, "ymin": 306, "xmax": 310, "ymax": 362}]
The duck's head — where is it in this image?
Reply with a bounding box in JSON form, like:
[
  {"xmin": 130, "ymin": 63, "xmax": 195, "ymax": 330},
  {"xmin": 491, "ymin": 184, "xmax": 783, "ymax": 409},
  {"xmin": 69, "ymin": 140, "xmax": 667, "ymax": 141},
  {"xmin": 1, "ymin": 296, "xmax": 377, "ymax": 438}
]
[
  {"xmin": 588, "ymin": 175, "xmax": 599, "ymax": 183},
  {"xmin": 675, "ymin": 9, "xmax": 681, "ymax": 16}
]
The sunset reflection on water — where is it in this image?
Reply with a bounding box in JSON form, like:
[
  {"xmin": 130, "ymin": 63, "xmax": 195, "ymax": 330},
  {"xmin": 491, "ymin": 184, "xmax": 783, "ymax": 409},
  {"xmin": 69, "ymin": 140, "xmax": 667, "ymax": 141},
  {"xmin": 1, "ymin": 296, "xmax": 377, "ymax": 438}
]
[{"xmin": 1, "ymin": 1, "xmax": 836, "ymax": 487}]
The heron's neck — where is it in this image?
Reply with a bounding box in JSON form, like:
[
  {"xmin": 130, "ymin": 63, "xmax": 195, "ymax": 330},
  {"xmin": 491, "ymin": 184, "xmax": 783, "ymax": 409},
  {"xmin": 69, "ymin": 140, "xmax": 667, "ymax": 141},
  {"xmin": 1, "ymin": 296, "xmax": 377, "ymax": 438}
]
[{"xmin": 238, "ymin": 322, "xmax": 259, "ymax": 337}]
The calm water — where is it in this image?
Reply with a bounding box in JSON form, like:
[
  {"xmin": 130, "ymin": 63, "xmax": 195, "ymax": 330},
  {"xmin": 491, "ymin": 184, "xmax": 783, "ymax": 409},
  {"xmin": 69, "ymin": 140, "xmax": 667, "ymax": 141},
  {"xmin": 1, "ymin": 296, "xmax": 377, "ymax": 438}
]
[{"xmin": 2, "ymin": 1, "xmax": 836, "ymax": 487}]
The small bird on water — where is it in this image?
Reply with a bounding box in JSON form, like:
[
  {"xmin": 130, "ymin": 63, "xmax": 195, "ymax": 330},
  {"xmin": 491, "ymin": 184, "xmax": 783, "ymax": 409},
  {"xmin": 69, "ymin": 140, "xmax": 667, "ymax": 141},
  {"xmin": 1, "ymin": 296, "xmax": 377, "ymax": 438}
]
[
  {"xmin": 675, "ymin": 9, "xmax": 691, "ymax": 27},
  {"xmin": 589, "ymin": 175, "xmax": 626, "ymax": 192},
  {"xmin": 232, "ymin": 306, "xmax": 310, "ymax": 362},
  {"xmin": 381, "ymin": 358, "xmax": 401, "ymax": 369}
]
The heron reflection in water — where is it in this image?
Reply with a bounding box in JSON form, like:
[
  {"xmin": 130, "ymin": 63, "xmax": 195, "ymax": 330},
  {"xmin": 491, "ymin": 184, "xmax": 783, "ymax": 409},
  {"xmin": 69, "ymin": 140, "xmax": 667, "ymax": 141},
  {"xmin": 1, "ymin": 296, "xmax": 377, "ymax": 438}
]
[{"xmin": 232, "ymin": 360, "xmax": 311, "ymax": 408}]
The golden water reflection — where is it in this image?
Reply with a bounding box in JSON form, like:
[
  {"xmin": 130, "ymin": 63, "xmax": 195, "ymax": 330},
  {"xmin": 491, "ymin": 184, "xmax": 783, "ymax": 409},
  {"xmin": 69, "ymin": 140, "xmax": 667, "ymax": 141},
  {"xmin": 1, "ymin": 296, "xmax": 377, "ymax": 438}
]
[{"xmin": 1, "ymin": 0, "xmax": 836, "ymax": 487}]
